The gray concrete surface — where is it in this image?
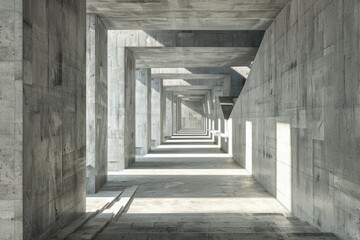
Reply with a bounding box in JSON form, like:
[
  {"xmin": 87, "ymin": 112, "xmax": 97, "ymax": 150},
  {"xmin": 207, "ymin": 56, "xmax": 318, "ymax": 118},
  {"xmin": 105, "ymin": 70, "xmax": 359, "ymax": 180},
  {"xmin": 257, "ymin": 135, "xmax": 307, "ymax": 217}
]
[
  {"xmin": 108, "ymin": 30, "xmax": 262, "ymax": 96},
  {"xmin": 130, "ymin": 47, "xmax": 258, "ymax": 68},
  {"xmin": 95, "ymin": 134, "xmax": 339, "ymax": 240},
  {"xmin": 163, "ymin": 91, "xmax": 173, "ymax": 138},
  {"xmin": 108, "ymin": 34, "xmax": 136, "ymax": 171},
  {"xmin": 151, "ymin": 78, "xmax": 163, "ymax": 148},
  {"xmin": 180, "ymin": 100, "xmax": 204, "ymax": 129},
  {"xmin": 0, "ymin": 1, "xmax": 23, "ymax": 239},
  {"xmin": 86, "ymin": 0, "xmax": 289, "ymax": 30},
  {"xmin": 230, "ymin": 1, "xmax": 360, "ymax": 239},
  {"xmin": 22, "ymin": 0, "xmax": 87, "ymax": 239},
  {"xmin": 107, "ymin": 30, "xmax": 264, "ymax": 48},
  {"xmin": 135, "ymin": 68, "xmax": 151, "ymax": 156},
  {"xmin": 86, "ymin": 14, "xmax": 108, "ymax": 194}
]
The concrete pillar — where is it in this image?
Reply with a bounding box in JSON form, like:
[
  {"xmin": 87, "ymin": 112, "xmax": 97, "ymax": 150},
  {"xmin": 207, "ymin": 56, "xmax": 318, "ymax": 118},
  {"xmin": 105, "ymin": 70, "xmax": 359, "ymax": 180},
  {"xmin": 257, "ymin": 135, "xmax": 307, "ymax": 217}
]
[
  {"xmin": 176, "ymin": 98, "xmax": 182, "ymax": 132},
  {"xmin": 151, "ymin": 78, "xmax": 163, "ymax": 148},
  {"xmin": 0, "ymin": 1, "xmax": 23, "ymax": 238},
  {"xmin": 164, "ymin": 91, "xmax": 173, "ymax": 138},
  {"xmin": 108, "ymin": 34, "xmax": 136, "ymax": 171},
  {"xmin": 172, "ymin": 95, "xmax": 178, "ymax": 135},
  {"xmin": 86, "ymin": 14, "xmax": 108, "ymax": 194},
  {"xmin": 135, "ymin": 68, "xmax": 151, "ymax": 156},
  {"xmin": 22, "ymin": 1, "xmax": 87, "ymax": 239}
]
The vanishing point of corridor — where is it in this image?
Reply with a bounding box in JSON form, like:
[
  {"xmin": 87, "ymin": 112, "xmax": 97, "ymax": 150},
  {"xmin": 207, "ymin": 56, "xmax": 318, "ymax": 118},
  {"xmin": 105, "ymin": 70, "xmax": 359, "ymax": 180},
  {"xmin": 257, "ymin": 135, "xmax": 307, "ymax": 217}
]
[{"xmin": 93, "ymin": 129, "xmax": 339, "ymax": 240}]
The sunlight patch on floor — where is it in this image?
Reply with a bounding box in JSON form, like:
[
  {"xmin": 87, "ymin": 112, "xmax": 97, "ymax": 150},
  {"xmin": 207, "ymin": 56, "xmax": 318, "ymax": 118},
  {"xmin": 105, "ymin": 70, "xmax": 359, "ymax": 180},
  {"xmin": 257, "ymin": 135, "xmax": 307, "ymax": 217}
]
[
  {"xmin": 109, "ymin": 169, "xmax": 250, "ymax": 176},
  {"xmin": 126, "ymin": 197, "xmax": 289, "ymax": 214}
]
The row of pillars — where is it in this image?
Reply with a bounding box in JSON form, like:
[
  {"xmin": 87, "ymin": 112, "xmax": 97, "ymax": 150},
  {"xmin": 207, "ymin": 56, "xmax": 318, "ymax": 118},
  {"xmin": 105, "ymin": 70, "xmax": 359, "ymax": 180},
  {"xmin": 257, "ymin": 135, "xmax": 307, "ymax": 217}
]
[{"xmin": 86, "ymin": 13, "xmax": 231, "ymax": 194}]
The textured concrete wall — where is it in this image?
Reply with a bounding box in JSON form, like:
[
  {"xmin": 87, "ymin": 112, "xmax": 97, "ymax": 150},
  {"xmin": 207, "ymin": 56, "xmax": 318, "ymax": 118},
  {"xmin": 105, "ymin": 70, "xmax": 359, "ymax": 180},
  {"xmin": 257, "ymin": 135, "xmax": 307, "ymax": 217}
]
[
  {"xmin": 181, "ymin": 101, "xmax": 204, "ymax": 129},
  {"xmin": 151, "ymin": 78, "xmax": 162, "ymax": 147},
  {"xmin": 135, "ymin": 68, "xmax": 151, "ymax": 156},
  {"xmin": 86, "ymin": 14, "xmax": 108, "ymax": 194},
  {"xmin": 23, "ymin": 0, "xmax": 86, "ymax": 239},
  {"xmin": 108, "ymin": 32, "xmax": 136, "ymax": 171},
  {"xmin": 230, "ymin": 1, "xmax": 360, "ymax": 239},
  {"xmin": 0, "ymin": 0, "xmax": 23, "ymax": 239}
]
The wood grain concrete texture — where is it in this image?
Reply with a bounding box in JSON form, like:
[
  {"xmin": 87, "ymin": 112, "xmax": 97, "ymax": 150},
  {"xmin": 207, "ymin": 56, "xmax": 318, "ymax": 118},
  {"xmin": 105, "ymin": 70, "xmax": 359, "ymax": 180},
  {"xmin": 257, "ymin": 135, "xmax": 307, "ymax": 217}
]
[
  {"xmin": 86, "ymin": 14, "xmax": 108, "ymax": 194},
  {"xmin": 108, "ymin": 33, "xmax": 136, "ymax": 171},
  {"xmin": 86, "ymin": 0, "xmax": 289, "ymax": 30},
  {"xmin": 22, "ymin": 0, "xmax": 86, "ymax": 239},
  {"xmin": 230, "ymin": 0, "xmax": 360, "ymax": 239},
  {"xmin": 135, "ymin": 68, "xmax": 151, "ymax": 156},
  {"xmin": 0, "ymin": 0, "xmax": 23, "ymax": 239}
]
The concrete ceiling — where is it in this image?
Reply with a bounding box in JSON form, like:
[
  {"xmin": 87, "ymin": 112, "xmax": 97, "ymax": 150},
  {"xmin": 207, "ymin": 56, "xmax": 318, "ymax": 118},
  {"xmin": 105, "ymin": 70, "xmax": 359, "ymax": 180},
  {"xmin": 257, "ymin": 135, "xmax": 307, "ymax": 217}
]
[
  {"xmin": 165, "ymin": 86, "xmax": 213, "ymax": 91},
  {"xmin": 87, "ymin": 0, "xmax": 289, "ymax": 30},
  {"xmin": 152, "ymin": 73, "xmax": 228, "ymax": 80},
  {"xmin": 130, "ymin": 47, "xmax": 258, "ymax": 68}
]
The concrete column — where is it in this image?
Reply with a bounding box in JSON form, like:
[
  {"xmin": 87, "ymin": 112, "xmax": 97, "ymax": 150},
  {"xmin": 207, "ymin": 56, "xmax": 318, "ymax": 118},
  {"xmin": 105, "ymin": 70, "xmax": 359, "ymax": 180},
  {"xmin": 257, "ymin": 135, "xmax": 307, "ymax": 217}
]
[
  {"xmin": 22, "ymin": 1, "xmax": 87, "ymax": 239},
  {"xmin": 135, "ymin": 68, "xmax": 151, "ymax": 156},
  {"xmin": 108, "ymin": 34, "xmax": 136, "ymax": 171},
  {"xmin": 172, "ymin": 95, "xmax": 178, "ymax": 135},
  {"xmin": 151, "ymin": 78, "xmax": 163, "ymax": 148},
  {"xmin": 0, "ymin": 1, "xmax": 23, "ymax": 238},
  {"xmin": 160, "ymin": 81, "xmax": 165, "ymax": 142},
  {"xmin": 164, "ymin": 91, "xmax": 173, "ymax": 138},
  {"xmin": 86, "ymin": 14, "xmax": 108, "ymax": 194}
]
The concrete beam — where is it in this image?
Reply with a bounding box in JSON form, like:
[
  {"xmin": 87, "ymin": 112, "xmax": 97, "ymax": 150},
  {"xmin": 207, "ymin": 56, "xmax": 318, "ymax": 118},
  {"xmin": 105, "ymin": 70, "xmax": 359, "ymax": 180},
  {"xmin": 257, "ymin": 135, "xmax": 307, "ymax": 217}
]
[
  {"xmin": 130, "ymin": 47, "xmax": 258, "ymax": 68},
  {"xmin": 86, "ymin": 1, "xmax": 288, "ymax": 30}
]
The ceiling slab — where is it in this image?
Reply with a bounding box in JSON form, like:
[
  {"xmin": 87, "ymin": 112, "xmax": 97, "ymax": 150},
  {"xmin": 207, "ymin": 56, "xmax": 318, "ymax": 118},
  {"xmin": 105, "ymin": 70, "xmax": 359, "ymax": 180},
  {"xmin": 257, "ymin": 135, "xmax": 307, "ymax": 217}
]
[
  {"xmin": 152, "ymin": 73, "xmax": 228, "ymax": 80},
  {"xmin": 130, "ymin": 47, "xmax": 258, "ymax": 68},
  {"xmin": 165, "ymin": 86, "xmax": 213, "ymax": 91},
  {"xmin": 87, "ymin": 0, "xmax": 289, "ymax": 30}
]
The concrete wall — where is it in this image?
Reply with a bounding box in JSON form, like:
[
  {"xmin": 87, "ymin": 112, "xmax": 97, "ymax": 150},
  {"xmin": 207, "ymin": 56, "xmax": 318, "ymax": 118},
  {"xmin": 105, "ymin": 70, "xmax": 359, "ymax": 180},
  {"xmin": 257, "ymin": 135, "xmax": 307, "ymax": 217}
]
[
  {"xmin": 135, "ymin": 68, "xmax": 151, "ymax": 156},
  {"xmin": 230, "ymin": 1, "xmax": 360, "ymax": 239},
  {"xmin": 86, "ymin": 14, "xmax": 108, "ymax": 194},
  {"xmin": 108, "ymin": 33, "xmax": 136, "ymax": 171},
  {"xmin": 180, "ymin": 100, "xmax": 204, "ymax": 129},
  {"xmin": 23, "ymin": 0, "xmax": 86, "ymax": 239},
  {"xmin": 151, "ymin": 78, "xmax": 162, "ymax": 147},
  {"xmin": 0, "ymin": 0, "xmax": 23, "ymax": 238}
]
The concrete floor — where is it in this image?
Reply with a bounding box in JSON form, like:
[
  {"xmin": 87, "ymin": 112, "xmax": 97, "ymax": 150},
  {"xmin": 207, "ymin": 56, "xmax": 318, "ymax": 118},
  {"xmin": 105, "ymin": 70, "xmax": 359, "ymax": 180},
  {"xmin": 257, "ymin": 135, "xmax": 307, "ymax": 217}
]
[{"xmin": 95, "ymin": 133, "xmax": 340, "ymax": 240}]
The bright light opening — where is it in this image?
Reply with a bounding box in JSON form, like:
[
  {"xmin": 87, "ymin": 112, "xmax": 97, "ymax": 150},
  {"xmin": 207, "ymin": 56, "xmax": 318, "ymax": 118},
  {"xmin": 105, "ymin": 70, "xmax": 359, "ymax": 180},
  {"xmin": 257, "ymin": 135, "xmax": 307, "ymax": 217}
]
[
  {"xmin": 276, "ymin": 122, "xmax": 292, "ymax": 212},
  {"xmin": 245, "ymin": 121, "xmax": 252, "ymax": 174}
]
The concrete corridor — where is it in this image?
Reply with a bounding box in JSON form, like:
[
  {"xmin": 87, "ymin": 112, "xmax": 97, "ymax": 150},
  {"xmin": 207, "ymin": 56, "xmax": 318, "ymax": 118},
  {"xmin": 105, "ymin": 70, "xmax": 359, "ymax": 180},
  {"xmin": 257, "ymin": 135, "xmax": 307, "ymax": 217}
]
[
  {"xmin": 2, "ymin": 1, "xmax": 360, "ymax": 239},
  {"xmin": 94, "ymin": 130, "xmax": 339, "ymax": 240}
]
